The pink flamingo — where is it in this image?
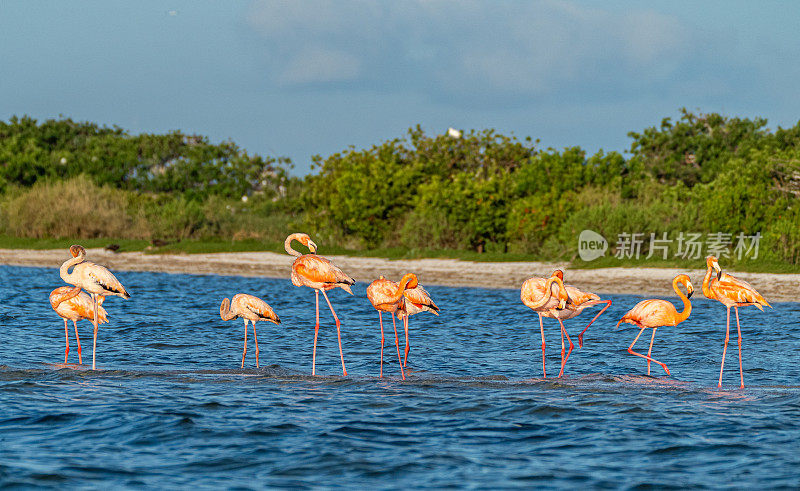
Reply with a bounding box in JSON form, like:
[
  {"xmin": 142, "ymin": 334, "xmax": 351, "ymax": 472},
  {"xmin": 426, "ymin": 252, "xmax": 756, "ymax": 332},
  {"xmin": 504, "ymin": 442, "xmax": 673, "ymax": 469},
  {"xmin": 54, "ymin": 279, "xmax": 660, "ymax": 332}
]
[
  {"xmin": 220, "ymin": 294, "xmax": 281, "ymax": 368},
  {"xmin": 396, "ymin": 282, "xmax": 439, "ymax": 368},
  {"xmin": 49, "ymin": 286, "xmax": 108, "ymax": 365},
  {"xmin": 616, "ymin": 274, "xmax": 693, "ymax": 377},
  {"xmin": 536, "ymin": 272, "xmax": 612, "ymax": 376},
  {"xmin": 553, "ymin": 272, "xmax": 612, "ymax": 348},
  {"xmin": 703, "ymin": 255, "xmax": 771, "ymax": 388},
  {"xmin": 285, "ymin": 233, "xmax": 355, "ymax": 376},
  {"xmin": 366, "ymin": 274, "xmax": 419, "ymax": 379},
  {"xmin": 60, "ymin": 245, "xmax": 130, "ymax": 370},
  {"xmin": 520, "ymin": 270, "xmax": 569, "ymax": 377}
]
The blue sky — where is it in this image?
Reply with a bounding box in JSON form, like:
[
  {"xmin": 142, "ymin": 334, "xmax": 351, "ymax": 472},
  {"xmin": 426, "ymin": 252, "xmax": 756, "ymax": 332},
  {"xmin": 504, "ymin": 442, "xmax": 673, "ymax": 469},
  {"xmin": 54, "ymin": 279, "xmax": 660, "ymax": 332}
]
[{"xmin": 2, "ymin": 1, "xmax": 799, "ymax": 174}]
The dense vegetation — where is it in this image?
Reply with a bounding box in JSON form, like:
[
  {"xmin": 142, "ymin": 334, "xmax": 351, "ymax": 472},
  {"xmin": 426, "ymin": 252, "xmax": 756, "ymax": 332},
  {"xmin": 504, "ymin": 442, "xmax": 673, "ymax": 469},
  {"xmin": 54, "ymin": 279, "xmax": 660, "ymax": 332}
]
[{"xmin": 1, "ymin": 109, "xmax": 799, "ymax": 268}]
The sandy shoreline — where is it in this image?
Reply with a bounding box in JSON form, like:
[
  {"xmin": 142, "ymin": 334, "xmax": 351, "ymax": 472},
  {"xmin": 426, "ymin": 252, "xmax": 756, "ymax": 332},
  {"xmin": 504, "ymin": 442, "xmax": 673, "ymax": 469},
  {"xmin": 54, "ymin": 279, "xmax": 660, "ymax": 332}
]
[{"xmin": 1, "ymin": 248, "xmax": 797, "ymax": 301}]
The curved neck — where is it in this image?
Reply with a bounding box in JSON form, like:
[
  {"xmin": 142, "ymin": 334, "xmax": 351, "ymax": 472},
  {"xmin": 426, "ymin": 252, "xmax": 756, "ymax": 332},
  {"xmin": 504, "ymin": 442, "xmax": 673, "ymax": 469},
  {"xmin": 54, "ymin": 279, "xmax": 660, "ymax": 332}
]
[
  {"xmin": 528, "ymin": 276, "xmax": 566, "ymax": 309},
  {"xmin": 284, "ymin": 234, "xmax": 304, "ymax": 257},
  {"xmin": 50, "ymin": 286, "xmax": 82, "ymax": 309},
  {"xmin": 389, "ymin": 274, "xmax": 417, "ymax": 303},
  {"xmin": 673, "ymin": 278, "xmax": 692, "ymax": 322},
  {"xmin": 702, "ymin": 264, "xmax": 714, "ymax": 299},
  {"xmin": 220, "ymin": 299, "xmax": 236, "ymax": 321},
  {"xmin": 59, "ymin": 252, "xmax": 85, "ymax": 284}
]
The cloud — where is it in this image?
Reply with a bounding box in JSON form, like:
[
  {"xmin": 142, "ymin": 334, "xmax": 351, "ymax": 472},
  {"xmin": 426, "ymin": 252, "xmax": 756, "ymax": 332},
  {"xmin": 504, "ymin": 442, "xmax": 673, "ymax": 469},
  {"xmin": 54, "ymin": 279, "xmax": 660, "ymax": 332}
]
[
  {"xmin": 278, "ymin": 47, "xmax": 361, "ymax": 84},
  {"xmin": 245, "ymin": 0, "xmax": 737, "ymax": 105}
]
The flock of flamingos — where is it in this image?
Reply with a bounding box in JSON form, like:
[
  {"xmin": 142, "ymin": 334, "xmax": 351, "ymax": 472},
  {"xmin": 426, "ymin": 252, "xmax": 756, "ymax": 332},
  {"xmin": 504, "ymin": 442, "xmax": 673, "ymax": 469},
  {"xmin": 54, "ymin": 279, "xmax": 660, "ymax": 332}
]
[{"xmin": 49, "ymin": 232, "xmax": 770, "ymax": 388}]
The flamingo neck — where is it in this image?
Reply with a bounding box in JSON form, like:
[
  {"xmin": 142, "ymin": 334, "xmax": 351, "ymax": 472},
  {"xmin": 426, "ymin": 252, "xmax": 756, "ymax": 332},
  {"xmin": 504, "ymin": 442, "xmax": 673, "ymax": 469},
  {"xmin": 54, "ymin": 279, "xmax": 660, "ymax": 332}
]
[
  {"xmin": 528, "ymin": 276, "xmax": 566, "ymax": 309},
  {"xmin": 50, "ymin": 286, "xmax": 82, "ymax": 309},
  {"xmin": 702, "ymin": 264, "xmax": 714, "ymax": 299},
  {"xmin": 389, "ymin": 274, "xmax": 417, "ymax": 303},
  {"xmin": 673, "ymin": 278, "xmax": 692, "ymax": 323},
  {"xmin": 284, "ymin": 234, "xmax": 303, "ymax": 257},
  {"xmin": 59, "ymin": 251, "xmax": 85, "ymax": 285},
  {"xmin": 220, "ymin": 299, "xmax": 236, "ymax": 321}
]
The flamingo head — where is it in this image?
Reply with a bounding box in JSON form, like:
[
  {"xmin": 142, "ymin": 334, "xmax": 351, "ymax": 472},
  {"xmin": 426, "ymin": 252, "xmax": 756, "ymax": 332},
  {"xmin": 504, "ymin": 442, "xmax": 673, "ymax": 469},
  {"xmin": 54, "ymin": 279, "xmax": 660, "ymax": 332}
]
[
  {"xmin": 299, "ymin": 234, "xmax": 317, "ymax": 253},
  {"xmin": 676, "ymin": 274, "xmax": 694, "ymax": 298},
  {"xmin": 400, "ymin": 273, "xmax": 419, "ymax": 290},
  {"xmin": 550, "ymin": 270, "xmax": 567, "ymax": 309},
  {"xmin": 69, "ymin": 244, "xmax": 86, "ymax": 258},
  {"xmin": 706, "ymin": 255, "xmax": 721, "ymax": 280}
]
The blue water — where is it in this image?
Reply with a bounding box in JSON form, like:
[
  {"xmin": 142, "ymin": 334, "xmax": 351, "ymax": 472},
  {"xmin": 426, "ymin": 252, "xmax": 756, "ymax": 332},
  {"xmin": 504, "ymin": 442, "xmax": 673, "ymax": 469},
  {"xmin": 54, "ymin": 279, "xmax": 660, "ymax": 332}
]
[{"xmin": 1, "ymin": 265, "xmax": 799, "ymax": 488}]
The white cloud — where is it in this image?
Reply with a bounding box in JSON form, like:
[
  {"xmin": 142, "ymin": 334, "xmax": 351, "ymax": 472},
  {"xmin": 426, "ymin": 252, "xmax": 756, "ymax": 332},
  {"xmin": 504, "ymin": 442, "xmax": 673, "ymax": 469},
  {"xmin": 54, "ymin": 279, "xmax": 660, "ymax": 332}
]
[
  {"xmin": 244, "ymin": 0, "xmax": 723, "ymax": 103},
  {"xmin": 277, "ymin": 47, "xmax": 361, "ymax": 84}
]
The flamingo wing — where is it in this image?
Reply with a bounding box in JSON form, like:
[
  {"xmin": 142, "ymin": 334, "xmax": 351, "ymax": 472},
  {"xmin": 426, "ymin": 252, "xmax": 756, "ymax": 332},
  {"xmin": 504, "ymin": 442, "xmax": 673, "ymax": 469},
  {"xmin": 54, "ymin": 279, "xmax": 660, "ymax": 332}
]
[
  {"xmin": 712, "ymin": 274, "xmax": 770, "ymax": 309},
  {"xmin": 564, "ymin": 285, "xmax": 599, "ymax": 308},
  {"xmin": 59, "ymin": 292, "xmax": 108, "ymax": 323},
  {"xmin": 87, "ymin": 265, "xmax": 130, "ymax": 298},
  {"xmin": 293, "ymin": 255, "xmax": 355, "ymax": 292},
  {"xmin": 403, "ymin": 285, "xmax": 439, "ymax": 315},
  {"xmin": 366, "ymin": 278, "xmax": 401, "ymax": 311},
  {"xmin": 618, "ymin": 299, "xmax": 679, "ymax": 328},
  {"xmin": 233, "ymin": 294, "xmax": 280, "ymax": 324},
  {"xmin": 521, "ymin": 277, "xmax": 562, "ymax": 311}
]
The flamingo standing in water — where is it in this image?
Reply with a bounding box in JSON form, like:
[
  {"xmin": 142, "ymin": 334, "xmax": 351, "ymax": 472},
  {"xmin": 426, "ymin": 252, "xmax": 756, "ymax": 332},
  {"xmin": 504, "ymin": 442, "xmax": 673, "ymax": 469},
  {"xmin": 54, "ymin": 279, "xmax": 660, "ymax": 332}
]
[
  {"xmin": 366, "ymin": 274, "xmax": 419, "ymax": 379},
  {"xmin": 537, "ymin": 271, "xmax": 611, "ymax": 376},
  {"xmin": 285, "ymin": 233, "xmax": 355, "ymax": 376},
  {"xmin": 521, "ymin": 270, "xmax": 569, "ymax": 377},
  {"xmin": 60, "ymin": 245, "xmax": 130, "ymax": 370},
  {"xmin": 220, "ymin": 294, "xmax": 281, "ymax": 368},
  {"xmin": 396, "ymin": 282, "xmax": 439, "ymax": 368},
  {"xmin": 49, "ymin": 286, "xmax": 108, "ymax": 365},
  {"xmin": 617, "ymin": 274, "xmax": 693, "ymax": 377},
  {"xmin": 703, "ymin": 255, "xmax": 770, "ymax": 388}
]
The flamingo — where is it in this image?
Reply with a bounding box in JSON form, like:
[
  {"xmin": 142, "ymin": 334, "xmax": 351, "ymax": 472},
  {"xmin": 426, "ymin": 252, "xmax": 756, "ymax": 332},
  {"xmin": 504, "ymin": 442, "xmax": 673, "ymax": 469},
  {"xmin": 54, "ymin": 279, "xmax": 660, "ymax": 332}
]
[
  {"xmin": 285, "ymin": 233, "xmax": 355, "ymax": 376},
  {"xmin": 616, "ymin": 274, "xmax": 693, "ymax": 377},
  {"xmin": 536, "ymin": 271, "xmax": 611, "ymax": 376},
  {"xmin": 396, "ymin": 282, "xmax": 439, "ymax": 368},
  {"xmin": 703, "ymin": 255, "xmax": 771, "ymax": 388},
  {"xmin": 49, "ymin": 286, "xmax": 108, "ymax": 365},
  {"xmin": 560, "ymin": 281, "xmax": 612, "ymax": 349},
  {"xmin": 220, "ymin": 294, "xmax": 281, "ymax": 368},
  {"xmin": 60, "ymin": 245, "xmax": 130, "ymax": 370},
  {"xmin": 521, "ymin": 270, "xmax": 570, "ymax": 377},
  {"xmin": 366, "ymin": 274, "xmax": 419, "ymax": 379}
]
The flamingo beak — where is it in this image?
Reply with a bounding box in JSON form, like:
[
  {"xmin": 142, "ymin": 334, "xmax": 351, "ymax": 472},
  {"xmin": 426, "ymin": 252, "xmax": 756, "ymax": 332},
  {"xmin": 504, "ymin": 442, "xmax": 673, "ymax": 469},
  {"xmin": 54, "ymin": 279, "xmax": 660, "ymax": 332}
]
[
  {"xmin": 687, "ymin": 290, "xmax": 694, "ymax": 299},
  {"xmin": 712, "ymin": 262, "xmax": 721, "ymax": 280},
  {"xmin": 308, "ymin": 240, "xmax": 317, "ymax": 253},
  {"xmin": 557, "ymin": 298, "xmax": 566, "ymax": 310}
]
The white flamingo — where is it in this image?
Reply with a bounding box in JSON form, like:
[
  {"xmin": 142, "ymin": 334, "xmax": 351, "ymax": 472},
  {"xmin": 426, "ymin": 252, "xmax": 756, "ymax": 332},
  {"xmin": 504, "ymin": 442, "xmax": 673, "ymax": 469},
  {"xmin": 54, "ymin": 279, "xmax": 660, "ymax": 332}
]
[{"xmin": 60, "ymin": 245, "xmax": 130, "ymax": 369}]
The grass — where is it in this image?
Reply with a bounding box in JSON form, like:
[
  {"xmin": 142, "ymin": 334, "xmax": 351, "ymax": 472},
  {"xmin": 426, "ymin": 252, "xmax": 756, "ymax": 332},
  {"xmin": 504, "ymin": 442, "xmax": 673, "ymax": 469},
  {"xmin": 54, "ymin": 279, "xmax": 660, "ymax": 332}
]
[{"xmin": 0, "ymin": 235, "xmax": 797, "ymax": 273}]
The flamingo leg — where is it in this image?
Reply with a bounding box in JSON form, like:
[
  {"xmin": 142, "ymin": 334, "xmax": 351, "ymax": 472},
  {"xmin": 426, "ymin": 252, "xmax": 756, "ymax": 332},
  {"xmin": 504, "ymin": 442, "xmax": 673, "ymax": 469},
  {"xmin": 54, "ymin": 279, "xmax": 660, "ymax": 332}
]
[
  {"xmin": 403, "ymin": 316, "xmax": 410, "ymax": 367},
  {"xmin": 321, "ymin": 289, "xmax": 347, "ymax": 376},
  {"xmin": 379, "ymin": 312, "xmax": 384, "ymax": 378},
  {"xmin": 577, "ymin": 300, "xmax": 611, "ymax": 348},
  {"xmin": 558, "ymin": 319, "xmax": 574, "ymax": 378},
  {"xmin": 64, "ymin": 319, "xmax": 69, "ymax": 364},
  {"xmin": 559, "ymin": 319, "xmax": 565, "ymax": 375},
  {"xmin": 718, "ymin": 306, "xmax": 731, "ymax": 387},
  {"xmin": 539, "ymin": 313, "xmax": 546, "ymax": 378},
  {"xmin": 392, "ymin": 313, "xmax": 405, "ymax": 380},
  {"xmin": 241, "ymin": 319, "xmax": 248, "ymax": 368},
  {"xmin": 91, "ymin": 294, "xmax": 99, "ymax": 370},
  {"xmin": 252, "ymin": 321, "xmax": 260, "ymax": 368},
  {"xmin": 646, "ymin": 328, "xmax": 656, "ymax": 375},
  {"xmin": 73, "ymin": 320, "xmax": 82, "ymax": 365},
  {"xmin": 735, "ymin": 306, "xmax": 744, "ymax": 389},
  {"xmin": 312, "ymin": 290, "xmax": 320, "ymax": 376},
  {"xmin": 628, "ymin": 326, "xmax": 670, "ymax": 376}
]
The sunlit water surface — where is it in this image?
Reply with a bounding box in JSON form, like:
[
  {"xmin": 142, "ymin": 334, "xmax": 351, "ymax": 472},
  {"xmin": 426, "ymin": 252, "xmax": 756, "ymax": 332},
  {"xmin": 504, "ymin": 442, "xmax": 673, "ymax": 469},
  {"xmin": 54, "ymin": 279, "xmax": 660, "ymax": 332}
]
[{"xmin": 1, "ymin": 265, "xmax": 799, "ymax": 488}]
